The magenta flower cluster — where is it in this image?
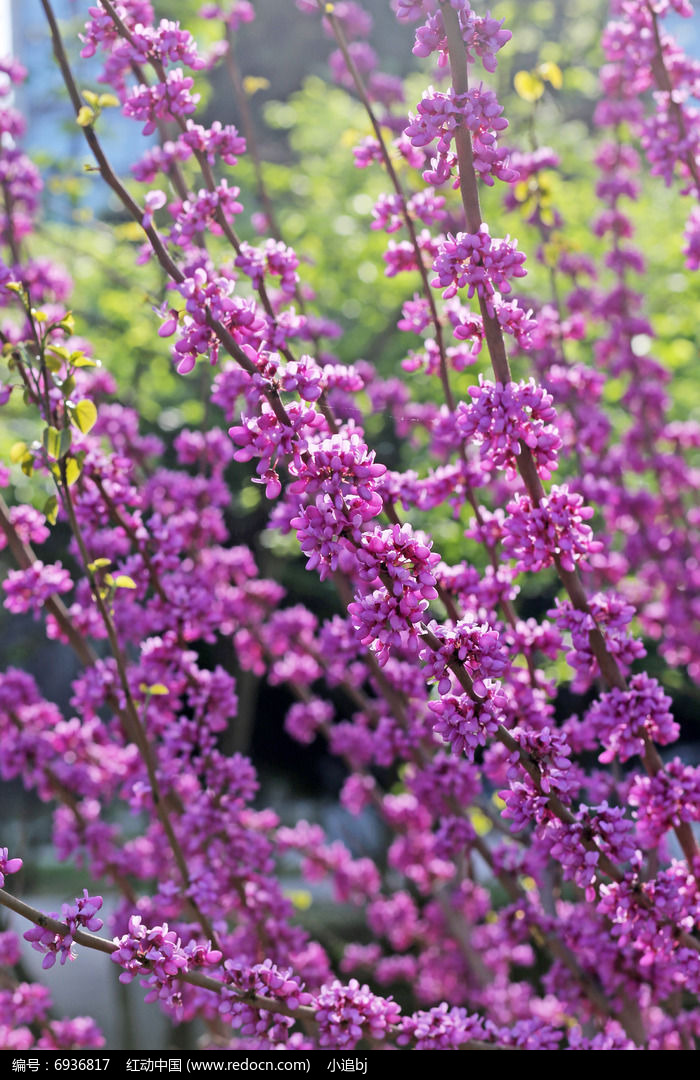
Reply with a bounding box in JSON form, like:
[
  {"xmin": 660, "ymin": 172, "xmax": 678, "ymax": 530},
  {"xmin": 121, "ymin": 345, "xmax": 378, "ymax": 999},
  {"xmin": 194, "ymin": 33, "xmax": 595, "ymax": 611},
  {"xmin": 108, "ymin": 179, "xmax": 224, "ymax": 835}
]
[
  {"xmin": 431, "ymin": 226, "xmax": 527, "ymax": 306},
  {"xmin": 405, "ymin": 84, "xmax": 516, "ymax": 188}
]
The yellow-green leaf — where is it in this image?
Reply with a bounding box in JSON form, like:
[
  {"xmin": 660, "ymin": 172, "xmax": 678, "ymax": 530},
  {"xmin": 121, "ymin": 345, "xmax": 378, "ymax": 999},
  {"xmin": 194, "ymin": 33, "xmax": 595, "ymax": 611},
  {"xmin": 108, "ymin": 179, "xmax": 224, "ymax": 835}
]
[
  {"xmin": 514, "ymin": 70, "xmax": 544, "ymax": 102},
  {"xmin": 82, "ymin": 89, "xmax": 99, "ymax": 107},
  {"xmin": 114, "ymin": 575, "xmax": 137, "ymax": 590},
  {"xmin": 77, "ymin": 106, "xmax": 95, "ymax": 127},
  {"xmin": 98, "ymin": 93, "xmax": 119, "ymax": 108},
  {"xmin": 63, "ymin": 456, "xmax": 82, "ymax": 486},
  {"xmin": 139, "ymin": 682, "xmax": 169, "ymax": 696},
  {"xmin": 513, "ymin": 180, "xmax": 531, "ymax": 203},
  {"xmin": 10, "ymin": 441, "xmax": 27, "ymax": 463},
  {"xmin": 47, "ymin": 345, "xmax": 70, "ymax": 360},
  {"xmin": 72, "ymin": 399, "xmax": 98, "ymax": 434},
  {"xmin": 114, "ymin": 222, "xmax": 147, "ymax": 243},
  {"xmin": 285, "ymin": 889, "xmax": 312, "ymax": 911},
  {"xmin": 537, "ymin": 61, "xmax": 563, "ymax": 89},
  {"xmin": 87, "ymin": 557, "xmax": 112, "ymax": 572},
  {"xmin": 469, "ymin": 807, "xmax": 492, "ymax": 837},
  {"xmin": 243, "ymin": 76, "xmax": 270, "ymax": 95}
]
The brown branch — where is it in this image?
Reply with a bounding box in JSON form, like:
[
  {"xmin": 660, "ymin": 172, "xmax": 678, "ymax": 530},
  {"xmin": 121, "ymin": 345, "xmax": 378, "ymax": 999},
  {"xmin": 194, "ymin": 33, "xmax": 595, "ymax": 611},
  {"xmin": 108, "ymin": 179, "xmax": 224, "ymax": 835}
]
[
  {"xmin": 0, "ymin": 887, "xmax": 506, "ymax": 1050},
  {"xmin": 0, "ymin": 493, "xmax": 97, "ymax": 666},
  {"xmin": 321, "ymin": 2, "xmax": 454, "ymax": 411},
  {"xmin": 438, "ymin": 0, "xmax": 698, "ymax": 867}
]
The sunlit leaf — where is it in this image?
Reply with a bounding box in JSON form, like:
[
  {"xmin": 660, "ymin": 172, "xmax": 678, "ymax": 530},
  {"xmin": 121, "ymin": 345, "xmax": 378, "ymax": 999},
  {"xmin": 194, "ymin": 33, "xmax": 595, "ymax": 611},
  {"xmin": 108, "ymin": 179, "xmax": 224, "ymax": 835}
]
[
  {"xmin": 113, "ymin": 574, "xmax": 137, "ymax": 590},
  {"xmin": 72, "ymin": 399, "xmax": 98, "ymax": 434},
  {"xmin": 537, "ymin": 60, "xmax": 563, "ymax": 88},
  {"xmin": 9, "ymin": 442, "xmax": 27, "ymax": 464},
  {"xmin": 77, "ymin": 106, "xmax": 95, "ymax": 127},
  {"xmin": 87, "ymin": 557, "xmax": 112, "ymax": 572},
  {"xmin": 63, "ymin": 456, "xmax": 82, "ymax": 486}
]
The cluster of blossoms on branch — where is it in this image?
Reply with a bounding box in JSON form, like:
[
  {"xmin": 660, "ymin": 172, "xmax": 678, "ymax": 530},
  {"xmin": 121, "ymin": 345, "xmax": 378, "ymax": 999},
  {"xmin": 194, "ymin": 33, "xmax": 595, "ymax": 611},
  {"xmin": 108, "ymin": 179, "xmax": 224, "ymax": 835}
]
[{"xmin": 0, "ymin": 0, "xmax": 699, "ymax": 1053}]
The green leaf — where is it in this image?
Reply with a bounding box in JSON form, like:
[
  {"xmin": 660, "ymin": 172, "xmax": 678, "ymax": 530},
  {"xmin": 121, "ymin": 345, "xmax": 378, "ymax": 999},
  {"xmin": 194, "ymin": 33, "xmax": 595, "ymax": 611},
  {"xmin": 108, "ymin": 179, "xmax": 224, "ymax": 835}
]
[
  {"xmin": 17, "ymin": 344, "xmax": 38, "ymax": 368},
  {"xmin": 60, "ymin": 427, "xmax": 73, "ymax": 457},
  {"xmin": 45, "ymin": 354, "xmax": 63, "ymax": 373},
  {"xmin": 43, "ymin": 495, "xmax": 59, "ymax": 526},
  {"xmin": 43, "ymin": 426, "xmax": 72, "ymax": 459},
  {"xmin": 72, "ymin": 399, "xmax": 98, "ymax": 434},
  {"xmin": 43, "ymin": 426, "xmax": 62, "ymax": 460},
  {"xmin": 61, "ymin": 375, "xmax": 76, "ymax": 399}
]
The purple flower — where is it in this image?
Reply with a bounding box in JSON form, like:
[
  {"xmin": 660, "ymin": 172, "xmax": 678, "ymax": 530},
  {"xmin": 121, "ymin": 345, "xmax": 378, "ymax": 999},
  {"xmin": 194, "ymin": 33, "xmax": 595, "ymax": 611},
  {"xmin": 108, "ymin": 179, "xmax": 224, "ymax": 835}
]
[
  {"xmin": 123, "ymin": 70, "xmax": 200, "ymax": 135},
  {"xmin": 502, "ymin": 485, "xmax": 602, "ymax": 573},
  {"xmin": 24, "ymin": 892, "xmax": 103, "ymax": 970},
  {"xmin": 628, "ymin": 758, "xmax": 700, "ymax": 849},
  {"xmin": 399, "ymin": 1002, "xmax": 491, "ymax": 1049},
  {"xmin": 3, "ymin": 561, "xmax": 72, "ymax": 616},
  {"xmin": 314, "ymin": 979, "xmax": 401, "ymax": 1048},
  {"xmin": 0, "ymin": 848, "xmax": 22, "ymax": 887},
  {"xmin": 428, "ymin": 692, "xmax": 503, "ymax": 760},
  {"xmin": 405, "ymin": 84, "xmax": 516, "ymax": 189},
  {"xmin": 584, "ymin": 673, "xmax": 679, "ymax": 763},
  {"xmin": 431, "ymin": 226, "xmax": 526, "ymax": 306},
  {"xmin": 456, "ymin": 376, "xmax": 561, "ymax": 479}
]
